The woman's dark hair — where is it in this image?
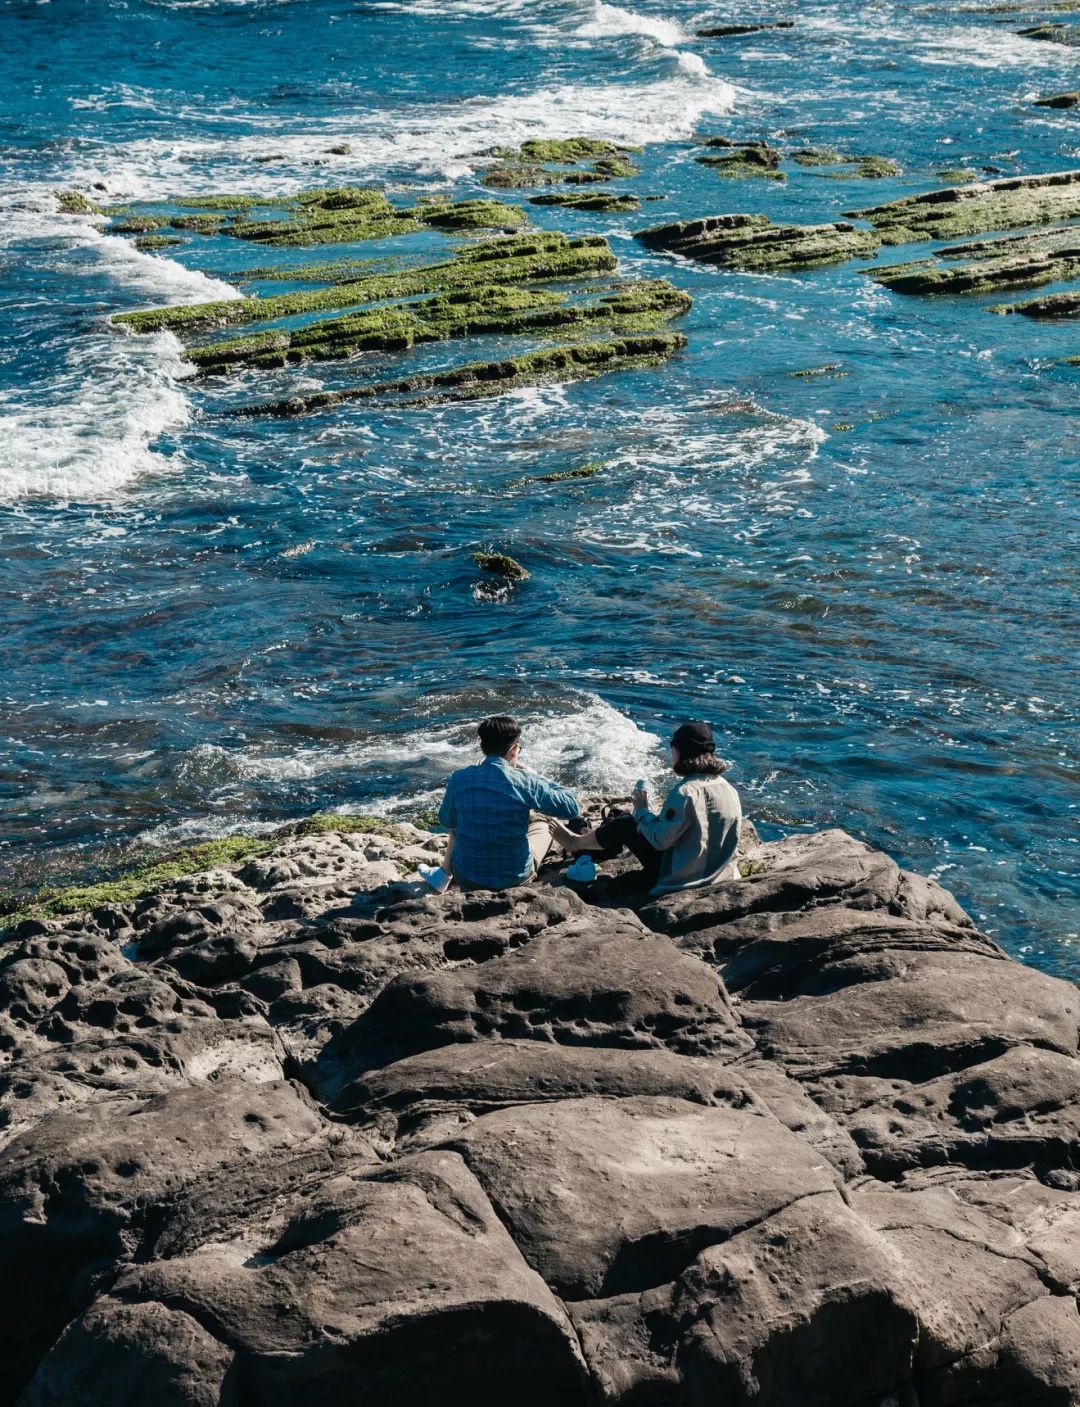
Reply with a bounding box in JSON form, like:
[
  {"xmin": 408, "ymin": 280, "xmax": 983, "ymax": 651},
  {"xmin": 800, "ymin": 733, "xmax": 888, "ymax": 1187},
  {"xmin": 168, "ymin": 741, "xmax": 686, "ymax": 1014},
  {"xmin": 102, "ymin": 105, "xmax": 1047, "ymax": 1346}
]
[
  {"xmin": 673, "ymin": 752, "xmax": 728, "ymax": 777},
  {"xmin": 478, "ymin": 714, "xmax": 521, "ymax": 757}
]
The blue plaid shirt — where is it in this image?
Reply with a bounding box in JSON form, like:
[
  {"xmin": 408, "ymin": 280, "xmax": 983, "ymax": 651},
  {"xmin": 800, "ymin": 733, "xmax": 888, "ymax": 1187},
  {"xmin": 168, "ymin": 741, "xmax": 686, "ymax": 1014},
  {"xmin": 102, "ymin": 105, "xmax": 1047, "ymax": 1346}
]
[{"xmin": 438, "ymin": 755, "xmax": 581, "ymax": 889}]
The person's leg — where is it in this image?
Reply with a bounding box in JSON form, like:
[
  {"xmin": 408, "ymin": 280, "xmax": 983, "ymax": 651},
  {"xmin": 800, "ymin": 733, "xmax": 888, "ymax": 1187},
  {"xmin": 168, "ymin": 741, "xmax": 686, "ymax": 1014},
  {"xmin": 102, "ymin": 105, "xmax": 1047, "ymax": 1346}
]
[
  {"xmin": 527, "ymin": 817, "xmax": 554, "ymax": 876},
  {"xmin": 550, "ymin": 813, "xmax": 659, "ymax": 882}
]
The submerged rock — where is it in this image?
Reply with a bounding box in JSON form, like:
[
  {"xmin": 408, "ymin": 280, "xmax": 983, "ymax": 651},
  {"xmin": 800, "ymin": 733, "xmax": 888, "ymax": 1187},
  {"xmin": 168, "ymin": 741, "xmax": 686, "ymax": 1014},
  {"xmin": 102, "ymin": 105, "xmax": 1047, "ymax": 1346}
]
[
  {"xmin": 1018, "ymin": 21, "xmax": 1080, "ymax": 42},
  {"xmin": 473, "ymin": 552, "xmax": 529, "ymax": 581},
  {"xmin": 695, "ymin": 142, "xmax": 786, "ymax": 180},
  {"xmin": 1034, "ymin": 90, "xmax": 1080, "ymax": 107},
  {"xmin": 637, "ymin": 211, "xmax": 880, "ymax": 271},
  {"xmin": 3, "ymin": 820, "xmax": 1078, "ymax": 1406},
  {"xmin": 529, "ymin": 191, "xmax": 640, "ymax": 212}
]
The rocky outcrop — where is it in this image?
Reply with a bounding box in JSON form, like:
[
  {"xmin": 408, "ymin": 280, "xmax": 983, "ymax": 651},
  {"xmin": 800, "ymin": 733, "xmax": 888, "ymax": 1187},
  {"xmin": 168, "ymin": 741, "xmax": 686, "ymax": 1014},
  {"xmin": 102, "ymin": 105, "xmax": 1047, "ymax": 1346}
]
[
  {"xmin": 637, "ymin": 211, "xmax": 880, "ymax": 271},
  {"xmin": 873, "ymin": 226, "xmax": 1080, "ymax": 297},
  {"xmin": 851, "ymin": 168, "xmax": 1080, "ymax": 243},
  {"xmin": 2, "ymin": 820, "xmax": 1078, "ymax": 1405}
]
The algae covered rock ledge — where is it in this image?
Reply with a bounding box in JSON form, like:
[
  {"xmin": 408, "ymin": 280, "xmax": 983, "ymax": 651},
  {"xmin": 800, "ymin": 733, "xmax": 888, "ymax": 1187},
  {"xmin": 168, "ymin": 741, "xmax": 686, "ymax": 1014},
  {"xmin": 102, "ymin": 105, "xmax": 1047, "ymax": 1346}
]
[{"xmin": 2, "ymin": 818, "xmax": 1079, "ymax": 1405}]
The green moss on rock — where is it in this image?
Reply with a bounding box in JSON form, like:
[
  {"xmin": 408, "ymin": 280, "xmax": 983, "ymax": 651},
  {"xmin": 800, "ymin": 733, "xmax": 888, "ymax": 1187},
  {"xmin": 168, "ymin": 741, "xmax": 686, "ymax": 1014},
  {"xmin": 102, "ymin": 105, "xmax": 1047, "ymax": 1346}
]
[
  {"xmin": 788, "ymin": 363, "xmax": 849, "ymax": 379},
  {"xmin": 990, "ymin": 289, "xmax": 1080, "ymax": 316},
  {"xmin": 791, "ymin": 148, "xmax": 845, "ymax": 166},
  {"xmin": 534, "ymin": 461, "xmax": 604, "ymax": 482},
  {"xmin": 850, "ymin": 168, "xmax": 1080, "ymax": 243},
  {"xmin": 937, "ymin": 168, "xmax": 979, "ymax": 184},
  {"xmin": 55, "ymin": 190, "xmax": 101, "ymax": 215},
  {"xmin": 110, "ymin": 215, "xmax": 170, "ymax": 234},
  {"xmin": 872, "ymin": 226, "xmax": 1080, "ymax": 296},
  {"xmin": 530, "ymin": 191, "xmax": 640, "ymax": 212},
  {"xmin": 696, "ymin": 144, "xmax": 786, "ymax": 180},
  {"xmin": 637, "ymin": 212, "xmax": 879, "ymax": 271},
  {"xmin": 190, "ymin": 278, "xmax": 690, "ymax": 375},
  {"xmin": 114, "ymin": 232, "xmax": 616, "ymax": 336},
  {"xmin": 0, "ymin": 813, "xmax": 415, "ymax": 932},
  {"xmin": 134, "ymin": 235, "xmax": 186, "ymax": 251},
  {"xmin": 474, "ymin": 552, "xmax": 529, "ymax": 580},
  {"xmin": 228, "ymin": 332, "xmax": 687, "ymax": 418}
]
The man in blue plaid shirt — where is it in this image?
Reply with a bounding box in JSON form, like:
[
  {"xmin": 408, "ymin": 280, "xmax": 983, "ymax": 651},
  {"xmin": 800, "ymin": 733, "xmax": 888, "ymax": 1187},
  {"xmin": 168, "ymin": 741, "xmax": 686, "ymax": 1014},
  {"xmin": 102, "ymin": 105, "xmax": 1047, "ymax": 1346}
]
[{"xmin": 432, "ymin": 715, "xmax": 582, "ymax": 891}]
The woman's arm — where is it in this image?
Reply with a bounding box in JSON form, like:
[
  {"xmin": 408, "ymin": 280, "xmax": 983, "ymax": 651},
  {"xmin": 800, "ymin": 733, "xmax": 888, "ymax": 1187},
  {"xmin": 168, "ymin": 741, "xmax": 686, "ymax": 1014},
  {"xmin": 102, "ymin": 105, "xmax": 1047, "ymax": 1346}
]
[{"xmin": 633, "ymin": 787, "xmax": 690, "ymax": 852}]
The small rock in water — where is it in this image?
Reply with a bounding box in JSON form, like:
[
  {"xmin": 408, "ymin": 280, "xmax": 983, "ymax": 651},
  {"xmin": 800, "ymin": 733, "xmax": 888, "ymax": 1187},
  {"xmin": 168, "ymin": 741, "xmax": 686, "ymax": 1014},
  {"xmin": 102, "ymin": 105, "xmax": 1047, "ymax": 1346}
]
[{"xmin": 473, "ymin": 551, "xmax": 529, "ymax": 580}]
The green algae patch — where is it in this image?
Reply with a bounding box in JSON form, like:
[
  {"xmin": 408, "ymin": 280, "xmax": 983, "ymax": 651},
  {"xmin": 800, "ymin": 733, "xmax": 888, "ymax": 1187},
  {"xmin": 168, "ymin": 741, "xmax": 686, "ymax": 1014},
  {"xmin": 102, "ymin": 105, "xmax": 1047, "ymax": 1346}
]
[
  {"xmin": 530, "ymin": 191, "xmax": 640, "ymax": 212},
  {"xmin": 109, "ymin": 215, "xmax": 170, "ymax": 234},
  {"xmin": 872, "ymin": 226, "xmax": 1080, "ymax": 296},
  {"xmin": 937, "ymin": 168, "xmax": 980, "ymax": 184},
  {"xmin": 171, "ymin": 214, "xmax": 230, "ymax": 234},
  {"xmin": 0, "ymin": 813, "xmax": 417, "ymax": 933},
  {"xmin": 990, "ymin": 289, "xmax": 1080, "ymax": 316},
  {"xmin": 534, "ymin": 461, "xmax": 604, "ymax": 482},
  {"xmin": 227, "ymin": 332, "xmax": 687, "ymax": 418},
  {"xmin": 134, "ymin": 235, "xmax": 186, "ymax": 251},
  {"xmin": 850, "ymin": 168, "xmax": 1080, "ymax": 243},
  {"xmin": 480, "ymin": 140, "xmax": 640, "ymax": 190},
  {"xmin": 474, "ymin": 551, "xmax": 529, "ymax": 580},
  {"xmin": 696, "ymin": 144, "xmax": 786, "ymax": 180},
  {"xmin": 226, "ymin": 190, "xmax": 526, "ymax": 248},
  {"xmin": 113, "ymin": 232, "xmax": 616, "ymax": 336},
  {"xmin": 173, "ymin": 194, "xmax": 281, "ymax": 210},
  {"xmin": 192, "ymin": 279, "xmax": 690, "ymax": 376},
  {"xmin": 55, "ymin": 190, "xmax": 101, "ymax": 215},
  {"xmin": 637, "ymin": 212, "xmax": 879, "ymax": 271},
  {"xmin": 791, "ymin": 148, "xmax": 845, "ymax": 166},
  {"xmin": 788, "ymin": 363, "xmax": 849, "ymax": 379}
]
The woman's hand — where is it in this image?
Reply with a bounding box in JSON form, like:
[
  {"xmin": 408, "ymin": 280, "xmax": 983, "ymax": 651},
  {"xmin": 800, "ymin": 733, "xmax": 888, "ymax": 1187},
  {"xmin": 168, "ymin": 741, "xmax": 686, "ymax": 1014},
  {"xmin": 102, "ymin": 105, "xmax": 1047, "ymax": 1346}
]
[{"xmin": 631, "ymin": 786, "xmax": 649, "ymax": 810}]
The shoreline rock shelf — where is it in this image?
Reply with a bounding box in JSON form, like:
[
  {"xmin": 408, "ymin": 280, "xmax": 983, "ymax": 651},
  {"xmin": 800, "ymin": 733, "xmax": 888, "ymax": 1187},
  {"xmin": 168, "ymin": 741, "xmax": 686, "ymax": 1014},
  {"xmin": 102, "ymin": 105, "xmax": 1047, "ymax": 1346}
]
[
  {"xmin": 636, "ymin": 212, "xmax": 881, "ymax": 271},
  {"xmin": 1, "ymin": 819, "xmax": 1078, "ymax": 1404},
  {"xmin": 849, "ymin": 167, "xmax": 1080, "ymax": 243}
]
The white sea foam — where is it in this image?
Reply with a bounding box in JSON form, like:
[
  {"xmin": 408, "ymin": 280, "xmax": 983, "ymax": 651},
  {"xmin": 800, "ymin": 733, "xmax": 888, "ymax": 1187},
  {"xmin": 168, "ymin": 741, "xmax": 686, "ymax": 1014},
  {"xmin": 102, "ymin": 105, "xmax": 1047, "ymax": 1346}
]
[
  {"xmin": 0, "ymin": 197, "xmax": 239, "ymax": 502},
  {"xmin": 575, "ymin": 2, "xmax": 687, "ymax": 47},
  {"xmin": 46, "ymin": 71, "xmax": 736, "ymax": 196},
  {"xmin": 163, "ymin": 693, "xmax": 668, "ymax": 831}
]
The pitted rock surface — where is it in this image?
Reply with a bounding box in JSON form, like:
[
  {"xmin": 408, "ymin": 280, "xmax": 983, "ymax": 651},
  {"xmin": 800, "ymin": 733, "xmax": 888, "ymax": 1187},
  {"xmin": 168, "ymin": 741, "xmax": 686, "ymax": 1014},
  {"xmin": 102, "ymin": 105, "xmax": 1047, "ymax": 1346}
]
[{"xmin": 1, "ymin": 819, "xmax": 1078, "ymax": 1406}]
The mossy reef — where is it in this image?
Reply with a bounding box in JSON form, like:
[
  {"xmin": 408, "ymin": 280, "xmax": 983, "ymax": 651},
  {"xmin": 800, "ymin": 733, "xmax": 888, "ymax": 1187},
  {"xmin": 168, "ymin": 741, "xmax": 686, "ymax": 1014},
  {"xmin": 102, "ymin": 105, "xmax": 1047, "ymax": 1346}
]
[
  {"xmin": 224, "ymin": 333, "xmax": 687, "ymax": 418},
  {"xmin": 106, "ymin": 180, "xmax": 692, "ymax": 415},
  {"xmin": 637, "ymin": 212, "xmax": 880, "ymax": 272},
  {"xmin": 873, "ymin": 227, "xmax": 1080, "ymax": 297},
  {"xmin": 479, "ymin": 138, "xmax": 640, "ymax": 191},
  {"xmin": 850, "ymin": 168, "xmax": 1080, "ymax": 243}
]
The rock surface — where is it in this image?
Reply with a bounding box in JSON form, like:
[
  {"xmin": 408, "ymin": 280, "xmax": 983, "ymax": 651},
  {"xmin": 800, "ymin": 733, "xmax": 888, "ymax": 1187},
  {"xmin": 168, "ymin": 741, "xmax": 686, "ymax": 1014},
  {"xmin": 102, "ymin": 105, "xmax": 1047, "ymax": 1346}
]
[{"xmin": 2, "ymin": 818, "xmax": 1078, "ymax": 1405}]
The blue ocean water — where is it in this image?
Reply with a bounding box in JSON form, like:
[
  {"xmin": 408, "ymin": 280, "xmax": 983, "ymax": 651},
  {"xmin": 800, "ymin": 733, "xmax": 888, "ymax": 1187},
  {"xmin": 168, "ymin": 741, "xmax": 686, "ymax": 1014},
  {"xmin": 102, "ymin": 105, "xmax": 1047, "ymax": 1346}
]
[{"xmin": 0, "ymin": 0, "xmax": 1076, "ymax": 972}]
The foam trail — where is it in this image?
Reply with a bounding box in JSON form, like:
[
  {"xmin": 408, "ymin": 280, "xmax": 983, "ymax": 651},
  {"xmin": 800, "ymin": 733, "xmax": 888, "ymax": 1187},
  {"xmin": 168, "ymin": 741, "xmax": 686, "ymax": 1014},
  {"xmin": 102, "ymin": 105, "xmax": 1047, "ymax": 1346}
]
[
  {"xmin": 576, "ymin": 2, "xmax": 688, "ymax": 47},
  {"xmin": 149, "ymin": 694, "xmax": 668, "ymax": 846},
  {"xmin": 45, "ymin": 73, "xmax": 736, "ymax": 194},
  {"xmin": 0, "ymin": 198, "xmax": 239, "ymax": 502}
]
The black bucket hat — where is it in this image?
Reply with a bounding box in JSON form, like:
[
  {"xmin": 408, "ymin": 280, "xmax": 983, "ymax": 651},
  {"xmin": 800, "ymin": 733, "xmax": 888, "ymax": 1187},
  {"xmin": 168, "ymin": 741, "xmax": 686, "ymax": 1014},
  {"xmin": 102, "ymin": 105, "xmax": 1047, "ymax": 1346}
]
[{"xmin": 671, "ymin": 720, "xmax": 715, "ymax": 755}]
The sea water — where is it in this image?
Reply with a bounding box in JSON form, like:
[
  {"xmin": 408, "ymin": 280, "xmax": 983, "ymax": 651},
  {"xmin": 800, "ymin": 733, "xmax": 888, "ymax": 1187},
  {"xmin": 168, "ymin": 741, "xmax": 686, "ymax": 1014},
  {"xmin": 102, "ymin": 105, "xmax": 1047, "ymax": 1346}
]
[{"xmin": 0, "ymin": 0, "xmax": 1076, "ymax": 975}]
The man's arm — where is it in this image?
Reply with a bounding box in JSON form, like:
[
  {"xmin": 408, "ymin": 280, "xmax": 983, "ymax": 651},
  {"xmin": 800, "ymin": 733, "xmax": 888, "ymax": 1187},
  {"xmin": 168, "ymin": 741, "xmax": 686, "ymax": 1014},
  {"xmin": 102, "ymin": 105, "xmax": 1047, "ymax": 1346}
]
[
  {"xmin": 634, "ymin": 788, "xmax": 690, "ymax": 852},
  {"xmin": 438, "ymin": 775, "xmax": 458, "ymax": 831},
  {"xmin": 518, "ymin": 771, "xmax": 582, "ymax": 821}
]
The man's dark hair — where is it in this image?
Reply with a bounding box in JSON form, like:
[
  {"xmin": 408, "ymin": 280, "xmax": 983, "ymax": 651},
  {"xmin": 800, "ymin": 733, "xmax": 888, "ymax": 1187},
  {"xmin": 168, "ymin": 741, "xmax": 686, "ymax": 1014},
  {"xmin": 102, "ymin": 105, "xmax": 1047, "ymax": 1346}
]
[{"xmin": 478, "ymin": 714, "xmax": 522, "ymax": 757}]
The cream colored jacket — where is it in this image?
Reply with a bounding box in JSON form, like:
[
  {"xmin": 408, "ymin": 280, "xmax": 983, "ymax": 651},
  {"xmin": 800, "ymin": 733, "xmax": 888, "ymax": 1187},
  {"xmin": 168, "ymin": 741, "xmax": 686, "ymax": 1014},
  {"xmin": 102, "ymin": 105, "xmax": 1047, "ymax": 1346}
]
[{"xmin": 633, "ymin": 773, "xmax": 742, "ymax": 897}]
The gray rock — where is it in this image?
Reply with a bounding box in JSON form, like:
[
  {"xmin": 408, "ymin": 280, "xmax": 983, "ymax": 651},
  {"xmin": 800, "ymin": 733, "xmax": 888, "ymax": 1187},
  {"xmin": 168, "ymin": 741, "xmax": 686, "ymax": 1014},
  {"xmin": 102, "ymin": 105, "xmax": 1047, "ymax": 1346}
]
[{"xmin": 23, "ymin": 1150, "xmax": 592, "ymax": 1407}]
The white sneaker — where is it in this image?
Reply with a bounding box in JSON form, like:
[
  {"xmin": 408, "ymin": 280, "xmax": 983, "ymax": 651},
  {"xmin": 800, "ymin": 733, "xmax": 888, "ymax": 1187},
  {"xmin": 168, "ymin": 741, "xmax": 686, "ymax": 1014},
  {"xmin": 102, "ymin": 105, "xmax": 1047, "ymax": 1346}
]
[
  {"xmin": 418, "ymin": 864, "xmax": 451, "ymax": 894},
  {"xmin": 565, "ymin": 854, "xmax": 597, "ymax": 884}
]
